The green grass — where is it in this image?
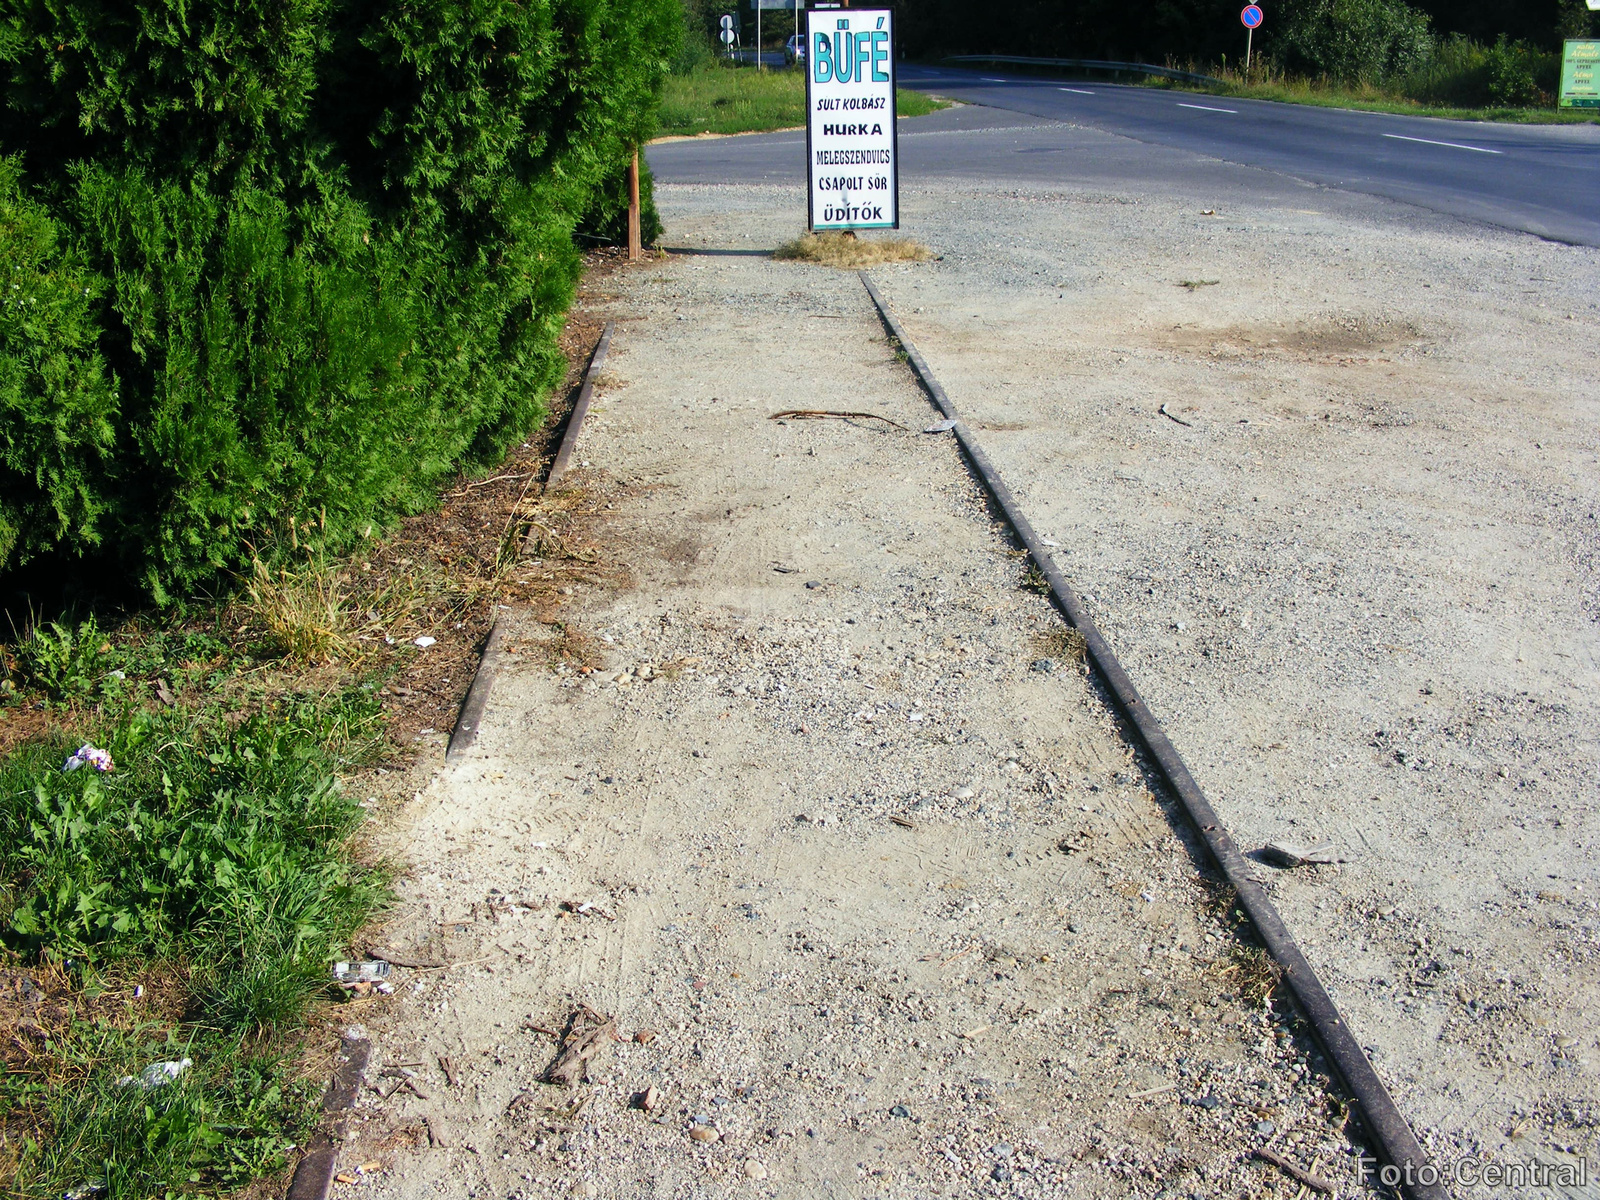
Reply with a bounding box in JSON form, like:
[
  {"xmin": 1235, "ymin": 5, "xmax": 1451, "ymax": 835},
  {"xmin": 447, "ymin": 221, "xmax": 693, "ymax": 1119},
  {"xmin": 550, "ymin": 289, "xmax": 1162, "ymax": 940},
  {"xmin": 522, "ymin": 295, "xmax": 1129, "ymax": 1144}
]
[
  {"xmin": 1173, "ymin": 70, "xmax": 1600, "ymax": 124},
  {"xmin": 8, "ymin": 1021, "xmax": 321, "ymax": 1200},
  {"xmin": 936, "ymin": 51, "xmax": 1599, "ymax": 126},
  {"xmin": 0, "ymin": 615, "xmax": 389, "ymax": 1200},
  {"xmin": 657, "ymin": 62, "xmax": 947, "ymax": 138}
]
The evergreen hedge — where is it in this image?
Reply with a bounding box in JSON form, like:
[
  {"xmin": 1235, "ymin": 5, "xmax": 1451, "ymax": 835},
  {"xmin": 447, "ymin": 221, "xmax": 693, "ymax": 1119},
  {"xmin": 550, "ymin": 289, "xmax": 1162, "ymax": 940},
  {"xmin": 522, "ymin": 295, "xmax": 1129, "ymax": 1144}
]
[{"xmin": 0, "ymin": 0, "xmax": 676, "ymax": 601}]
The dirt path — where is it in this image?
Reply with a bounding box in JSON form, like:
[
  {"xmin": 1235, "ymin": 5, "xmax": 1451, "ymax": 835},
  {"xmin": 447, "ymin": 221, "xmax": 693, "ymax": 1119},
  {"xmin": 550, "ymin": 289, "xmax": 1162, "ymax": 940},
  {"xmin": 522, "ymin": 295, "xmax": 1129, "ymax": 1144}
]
[{"xmin": 343, "ymin": 255, "xmax": 1371, "ymax": 1198}]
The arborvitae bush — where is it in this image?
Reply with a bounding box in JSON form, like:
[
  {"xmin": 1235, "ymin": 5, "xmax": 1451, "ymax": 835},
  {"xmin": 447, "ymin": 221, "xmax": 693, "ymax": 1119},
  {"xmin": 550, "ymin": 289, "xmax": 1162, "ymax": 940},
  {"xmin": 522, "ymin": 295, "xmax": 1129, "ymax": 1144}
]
[{"xmin": 0, "ymin": 0, "xmax": 677, "ymax": 601}]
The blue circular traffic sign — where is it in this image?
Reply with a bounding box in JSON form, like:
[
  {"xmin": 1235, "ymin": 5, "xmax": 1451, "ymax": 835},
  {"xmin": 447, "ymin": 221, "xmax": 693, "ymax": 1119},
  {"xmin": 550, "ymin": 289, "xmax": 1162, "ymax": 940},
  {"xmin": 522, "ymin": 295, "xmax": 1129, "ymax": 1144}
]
[{"xmin": 1241, "ymin": 5, "xmax": 1263, "ymax": 28}]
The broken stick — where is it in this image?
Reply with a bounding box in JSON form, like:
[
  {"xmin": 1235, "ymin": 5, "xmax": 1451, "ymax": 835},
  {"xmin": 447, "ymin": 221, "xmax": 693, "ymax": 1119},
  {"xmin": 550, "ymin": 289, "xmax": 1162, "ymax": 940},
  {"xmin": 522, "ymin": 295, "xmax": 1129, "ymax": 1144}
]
[
  {"xmin": 546, "ymin": 1005, "xmax": 619, "ymax": 1087},
  {"xmin": 1253, "ymin": 1148, "xmax": 1335, "ymax": 1194},
  {"xmin": 769, "ymin": 410, "xmax": 912, "ymax": 431}
]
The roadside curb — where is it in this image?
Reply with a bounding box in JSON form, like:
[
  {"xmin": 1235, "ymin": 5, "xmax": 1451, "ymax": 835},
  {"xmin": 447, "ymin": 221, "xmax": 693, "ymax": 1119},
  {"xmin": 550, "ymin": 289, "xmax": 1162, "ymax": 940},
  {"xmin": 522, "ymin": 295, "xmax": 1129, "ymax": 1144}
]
[
  {"xmin": 446, "ymin": 619, "xmax": 508, "ymax": 761},
  {"xmin": 548, "ymin": 322, "xmax": 614, "ymax": 484},
  {"xmin": 445, "ymin": 320, "xmax": 615, "ymax": 762}
]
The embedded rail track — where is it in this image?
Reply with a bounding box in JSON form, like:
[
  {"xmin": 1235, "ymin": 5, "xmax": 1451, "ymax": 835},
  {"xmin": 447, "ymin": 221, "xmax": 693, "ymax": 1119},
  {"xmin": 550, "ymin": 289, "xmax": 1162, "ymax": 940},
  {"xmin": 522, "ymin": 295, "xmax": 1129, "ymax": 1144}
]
[
  {"xmin": 437, "ymin": 276, "xmax": 1452, "ymax": 1198},
  {"xmin": 857, "ymin": 270, "xmax": 1450, "ymax": 1200}
]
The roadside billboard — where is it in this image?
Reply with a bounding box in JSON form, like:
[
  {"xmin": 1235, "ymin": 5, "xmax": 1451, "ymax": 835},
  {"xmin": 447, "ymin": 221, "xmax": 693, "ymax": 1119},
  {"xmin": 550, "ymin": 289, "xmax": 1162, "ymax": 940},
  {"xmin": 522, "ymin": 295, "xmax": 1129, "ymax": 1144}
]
[
  {"xmin": 805, "ymin": 7, "xmax": 898, "ymax": 231},
  {"xmin": 1560, "ymin": 40, "xmax": 1599, "ymax": 108}
]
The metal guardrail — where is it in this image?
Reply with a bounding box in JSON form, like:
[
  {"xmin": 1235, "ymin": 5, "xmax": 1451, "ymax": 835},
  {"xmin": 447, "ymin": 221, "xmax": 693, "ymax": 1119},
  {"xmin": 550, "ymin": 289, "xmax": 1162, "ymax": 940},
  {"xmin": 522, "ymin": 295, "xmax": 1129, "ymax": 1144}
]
[{"xmin": 941, "ymin": 55, "xmax": 1222, "ymax": 86}]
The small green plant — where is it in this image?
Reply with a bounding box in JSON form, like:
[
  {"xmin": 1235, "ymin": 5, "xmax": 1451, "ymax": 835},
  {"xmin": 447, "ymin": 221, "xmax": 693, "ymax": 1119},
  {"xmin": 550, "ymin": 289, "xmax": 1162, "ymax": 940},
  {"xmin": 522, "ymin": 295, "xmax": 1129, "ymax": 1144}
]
[
  {"xmin": 1231, "ymin": 942, "xmax": 1284, "ymax": 1005},
  {"xmin": 1033, "ymin": 625, "xmax": 1088, "ymax": 662},
  {"xmin": 9, "ymin": 616, "xmax": 122, "ymax": 702},
  {"xmin": 0, "ymin": 691, "xmax": 385, "ymax": 1014}
]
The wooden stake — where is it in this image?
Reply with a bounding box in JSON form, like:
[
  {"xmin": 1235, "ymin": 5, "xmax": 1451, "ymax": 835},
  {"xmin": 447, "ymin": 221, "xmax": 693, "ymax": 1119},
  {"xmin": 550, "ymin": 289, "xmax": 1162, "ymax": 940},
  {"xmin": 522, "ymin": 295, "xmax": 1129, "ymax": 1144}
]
[{"xmin": 626, "ymin": 149, "xmax": 641, "ymax": 260}]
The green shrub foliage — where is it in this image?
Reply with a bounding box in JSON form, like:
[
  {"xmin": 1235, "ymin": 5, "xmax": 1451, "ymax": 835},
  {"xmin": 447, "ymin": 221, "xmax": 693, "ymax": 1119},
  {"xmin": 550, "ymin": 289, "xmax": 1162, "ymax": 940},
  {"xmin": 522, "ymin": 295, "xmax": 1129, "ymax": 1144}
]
[
  {"xmin": 893, "ymin": 0, "xmax": 1581, "ymax": 92},
  {"xmin": 0, "ymin": 0, "xmax": 676, "ymax": 600},
  {"xmin": 1277, "ymin": 0, "xmax": 1435, "ymax": 82}
]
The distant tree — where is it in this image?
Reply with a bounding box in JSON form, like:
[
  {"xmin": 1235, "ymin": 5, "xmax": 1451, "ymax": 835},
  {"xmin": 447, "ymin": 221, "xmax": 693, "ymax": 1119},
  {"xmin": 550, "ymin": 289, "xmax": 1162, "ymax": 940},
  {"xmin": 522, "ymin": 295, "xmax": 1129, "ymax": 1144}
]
[{"xmin": 1410, "ymin": 0, "xmax": 1593, "ymax": 49}]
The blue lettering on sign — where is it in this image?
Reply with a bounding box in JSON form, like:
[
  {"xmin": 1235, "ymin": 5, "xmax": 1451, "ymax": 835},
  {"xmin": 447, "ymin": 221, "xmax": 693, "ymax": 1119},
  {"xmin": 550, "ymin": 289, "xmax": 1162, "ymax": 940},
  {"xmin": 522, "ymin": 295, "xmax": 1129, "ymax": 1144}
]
[
  {"xmin": 811, "ymin": 17, "xmax": 891, "ymax": 85},
  {"xmin": 870, "ymin": 30, "xmax": 889, "ymax": 81},
  {"xmin": 813, "ymin": 31, "xmax": 834, "ymax": 81}
]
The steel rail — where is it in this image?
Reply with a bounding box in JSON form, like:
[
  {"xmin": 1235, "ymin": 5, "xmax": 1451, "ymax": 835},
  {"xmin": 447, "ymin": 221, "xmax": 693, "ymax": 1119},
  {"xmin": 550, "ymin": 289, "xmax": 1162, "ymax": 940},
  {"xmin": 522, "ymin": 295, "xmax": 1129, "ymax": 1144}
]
[
  {"xmin": 859, "ymin": 271, "xmax": 1450, "ymax": 1200},
  {"xmin": 446, "ymin": 321, "xmax": 615, "ymax": 762},
  {"xmin": 548, "ymin": 321, "xmax": 614, "ymax": 484},
  {"xmin": 446, "ymin": 618, "xmax": 508, "ymax": 761},
  {"xmin": 285, "ymin": 1033, "xmax": 371, "ymax": 1200}
]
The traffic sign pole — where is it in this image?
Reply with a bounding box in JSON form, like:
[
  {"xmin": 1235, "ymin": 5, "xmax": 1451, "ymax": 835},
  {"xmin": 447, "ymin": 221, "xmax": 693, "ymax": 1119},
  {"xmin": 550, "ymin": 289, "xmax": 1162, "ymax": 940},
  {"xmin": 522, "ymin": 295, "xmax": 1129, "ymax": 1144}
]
[{"xmin": 1239, "ymin": 6, "xmax": 1264, "ymax": 79}]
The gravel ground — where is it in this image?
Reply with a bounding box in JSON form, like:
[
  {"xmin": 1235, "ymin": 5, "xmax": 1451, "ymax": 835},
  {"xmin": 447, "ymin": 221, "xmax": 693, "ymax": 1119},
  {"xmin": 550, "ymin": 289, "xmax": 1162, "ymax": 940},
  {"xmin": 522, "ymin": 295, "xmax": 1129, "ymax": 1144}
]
[
  {"xmin": 338, "ymin": 109, "xmax": 1599, "ymax": 1200},
  {"xmin": 341, "ymin": 251, "xmax": 1382, "ymax": 1199},
  {"xmin": 644, "ymin": 106, "xmax": 1599, "ymax": 1189}
]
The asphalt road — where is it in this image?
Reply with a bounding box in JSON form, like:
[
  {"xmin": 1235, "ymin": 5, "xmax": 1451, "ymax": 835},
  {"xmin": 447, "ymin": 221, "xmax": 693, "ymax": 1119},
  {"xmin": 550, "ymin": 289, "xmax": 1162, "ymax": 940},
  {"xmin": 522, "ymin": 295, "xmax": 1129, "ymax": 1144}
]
[{"xmin": 649, "ymin": 63, "xmax": 1600, "ymax": 246}]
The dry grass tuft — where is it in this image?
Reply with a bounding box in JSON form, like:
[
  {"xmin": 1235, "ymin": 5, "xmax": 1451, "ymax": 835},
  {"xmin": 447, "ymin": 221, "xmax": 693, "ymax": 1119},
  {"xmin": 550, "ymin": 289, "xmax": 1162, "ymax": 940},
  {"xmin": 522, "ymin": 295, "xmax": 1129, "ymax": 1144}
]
[
  {"xmin": 774, "ymin": 232, "xmax": 933, "ymax": 268},
  {"xmin": 1230, "ymin": 943, "xmax": 1284, "ymax": 1005},
  {"xmin": 1033, "ymin": 625, "xmax": 1088, "ymax": 662},
  {"xmin": 537, "ymin": 623, "xmax": 604, "ymax": 670},
  {"xmin": 245, "ymin": 559, "xmax": 352, "ymax": 664}
]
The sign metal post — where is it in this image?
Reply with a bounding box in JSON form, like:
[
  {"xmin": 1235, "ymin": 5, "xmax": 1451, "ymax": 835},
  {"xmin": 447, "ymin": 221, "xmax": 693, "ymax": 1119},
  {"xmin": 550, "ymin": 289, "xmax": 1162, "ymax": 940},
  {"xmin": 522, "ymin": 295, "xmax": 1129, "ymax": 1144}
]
[
  {"xmin": 1240, "ymin": 5, "xmax": 1263, "ymax": 77},
  {"xmin": 804, "ymin": 6, "xmax": 899, "ymax": 233}
]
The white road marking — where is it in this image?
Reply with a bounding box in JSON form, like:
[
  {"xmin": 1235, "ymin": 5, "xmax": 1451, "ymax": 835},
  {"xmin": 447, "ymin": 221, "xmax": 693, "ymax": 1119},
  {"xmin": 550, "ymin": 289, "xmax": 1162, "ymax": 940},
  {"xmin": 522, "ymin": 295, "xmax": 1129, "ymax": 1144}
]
[
  {"xmin": 982, "ymin": 77, "xmax": 1007, "ymax": 82},
  {"xmin": 1058, "ymin": 87, "xmax": 1095, "ymax": 95},
  {"xmin": 1382, "ymin": 132, "xmax": 1501, "ymax": 155},
  {"xmin": 1178, "ymin": 102, "xmax": 1238, "ymax": 114}
]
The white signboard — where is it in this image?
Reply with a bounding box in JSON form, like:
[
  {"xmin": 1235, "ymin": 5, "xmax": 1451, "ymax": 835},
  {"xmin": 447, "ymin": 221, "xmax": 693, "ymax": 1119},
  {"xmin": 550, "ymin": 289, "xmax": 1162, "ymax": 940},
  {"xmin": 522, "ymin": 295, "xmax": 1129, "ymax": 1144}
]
[{"xmin": 805, "ymin": 7, "xmax": 898, "ymax": 231}]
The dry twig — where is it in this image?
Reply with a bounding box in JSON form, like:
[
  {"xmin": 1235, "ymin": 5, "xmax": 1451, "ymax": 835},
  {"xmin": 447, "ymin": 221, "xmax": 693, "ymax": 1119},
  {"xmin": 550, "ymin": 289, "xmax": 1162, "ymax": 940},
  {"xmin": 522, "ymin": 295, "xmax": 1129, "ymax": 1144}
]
[
  {"xmin": 1253, "ymin": 1148, "xmax": 1335, "ymax": 1194},
  {"xmin": 769, "ymin": 409, "xmax": 912, "ymax": 431}
]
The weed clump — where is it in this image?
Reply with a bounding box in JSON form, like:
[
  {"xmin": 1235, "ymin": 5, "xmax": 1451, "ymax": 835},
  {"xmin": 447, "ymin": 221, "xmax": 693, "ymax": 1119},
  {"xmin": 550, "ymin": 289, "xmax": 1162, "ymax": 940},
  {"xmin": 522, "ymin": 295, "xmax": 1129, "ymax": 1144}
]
[
  {"xmin": 775, "ymin": 232, "xmax": 934, "ymax": 268},
  {"xmin": 1, "ymin": 694, "xmax": 384, "ymax": 1007},
  {"xmin": 0, "ymin": 689, "xmax": 386, "ymax": 1197},
  {"xmin": 1033, "ymin": 625, "xmax": 1088, "ymax": 663},
  {"xmin": 246, "ymin": 559, "xmax": 352, "ymax": 665}
]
